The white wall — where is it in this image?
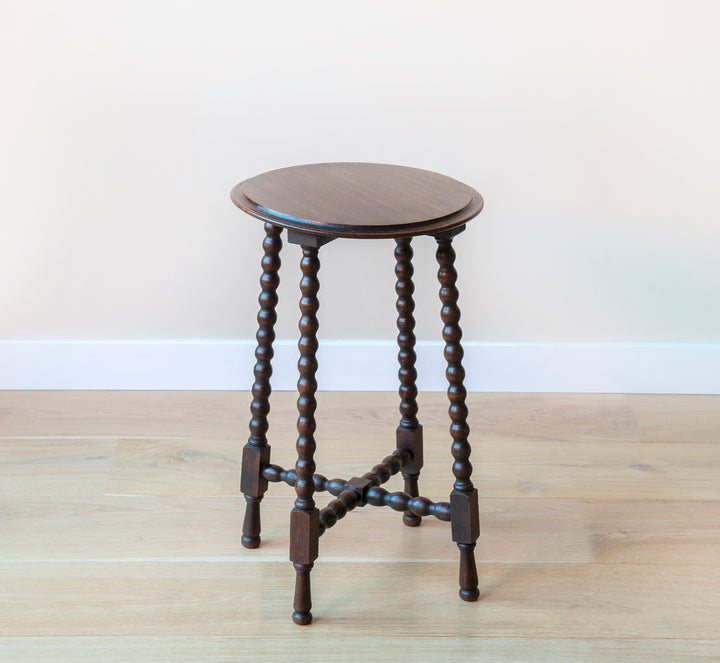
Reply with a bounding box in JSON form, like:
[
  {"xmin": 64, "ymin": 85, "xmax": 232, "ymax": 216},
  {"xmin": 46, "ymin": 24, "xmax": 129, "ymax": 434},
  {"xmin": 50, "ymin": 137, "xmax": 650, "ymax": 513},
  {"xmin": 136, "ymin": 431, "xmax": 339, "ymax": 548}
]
[{"xmin": 1, "ymin": 1, "xmax": 719, "ymax": 390}]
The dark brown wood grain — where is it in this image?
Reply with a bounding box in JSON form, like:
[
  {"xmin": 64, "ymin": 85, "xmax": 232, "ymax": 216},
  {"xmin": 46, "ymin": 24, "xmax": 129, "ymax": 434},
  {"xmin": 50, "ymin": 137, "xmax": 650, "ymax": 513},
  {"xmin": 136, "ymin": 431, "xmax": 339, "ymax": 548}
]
[
  {"xmin": 231, "ymin": 162, "xmax": 483, "ymax": 239},
  {"xmin": 241, "ymin": 223, "xmax": 282, "ymax": 549},
  {"xmin": 437, "ymin": 236, "xmax": 480, "ymax": 602},
  {"xmin": 289, "ymin": 244, "xmax": 322, "ymax": 625},
  {"xmin": 234, "ymin": 163, "xmax": 485, "ymax": 623},
  {"xmin": 292, "ymin": 562, "xmax": 314, "ymax": 627},
  {"xmin": 394, "ymin": 237, "xmax": 424, "ymax": 527}
]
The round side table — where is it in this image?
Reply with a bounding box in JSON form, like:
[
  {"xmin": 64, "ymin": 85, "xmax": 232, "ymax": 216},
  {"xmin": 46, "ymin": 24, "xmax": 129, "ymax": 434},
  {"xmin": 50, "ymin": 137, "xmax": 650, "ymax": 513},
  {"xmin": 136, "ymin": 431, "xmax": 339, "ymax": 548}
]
[{"xmin": 231, "ymin": 162, "xmax": 484, "ymax": 625}]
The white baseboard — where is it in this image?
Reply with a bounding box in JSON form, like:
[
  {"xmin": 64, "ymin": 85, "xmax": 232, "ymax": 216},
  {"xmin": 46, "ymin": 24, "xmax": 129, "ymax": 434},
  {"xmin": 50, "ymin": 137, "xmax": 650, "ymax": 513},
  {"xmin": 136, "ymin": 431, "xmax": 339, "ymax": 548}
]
[{"xmin": 1, "ymin": 339, "xmax": 719, "ymax": 394}]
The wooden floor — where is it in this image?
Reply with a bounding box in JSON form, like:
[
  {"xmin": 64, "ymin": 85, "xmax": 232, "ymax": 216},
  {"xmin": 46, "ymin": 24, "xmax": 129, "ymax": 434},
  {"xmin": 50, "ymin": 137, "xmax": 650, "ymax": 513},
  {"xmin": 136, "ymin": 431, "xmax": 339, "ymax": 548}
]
[{"xmin": 1, "ymin": 391, "xmax": 719, "ymax": 662}]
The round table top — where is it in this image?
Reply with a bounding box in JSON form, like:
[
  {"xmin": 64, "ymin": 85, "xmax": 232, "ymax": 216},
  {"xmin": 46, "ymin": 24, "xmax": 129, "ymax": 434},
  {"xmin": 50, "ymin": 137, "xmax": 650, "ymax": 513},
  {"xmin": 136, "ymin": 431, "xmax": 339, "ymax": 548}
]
[{"xmin": 231, "ymin": 162, "xmax": 483, "ymax": 239}]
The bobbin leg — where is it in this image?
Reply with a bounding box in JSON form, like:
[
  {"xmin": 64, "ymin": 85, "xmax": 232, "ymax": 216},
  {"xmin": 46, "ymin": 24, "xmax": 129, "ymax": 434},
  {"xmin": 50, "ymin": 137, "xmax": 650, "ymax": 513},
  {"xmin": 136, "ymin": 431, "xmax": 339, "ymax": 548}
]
[
  {"xmin": 241, "ymin": 223, "xmax": 282, "ymax": 549},
  {"xmin": 436, "ymin": 235, "xmax": 480, "ymax": 602},
  {"xmin": 290, "ymin": 245, "xmax": 321, "ymax": 625},
  {"xmin": 394, "ymin": 238, "xmax": 424, "ymax": 527}
]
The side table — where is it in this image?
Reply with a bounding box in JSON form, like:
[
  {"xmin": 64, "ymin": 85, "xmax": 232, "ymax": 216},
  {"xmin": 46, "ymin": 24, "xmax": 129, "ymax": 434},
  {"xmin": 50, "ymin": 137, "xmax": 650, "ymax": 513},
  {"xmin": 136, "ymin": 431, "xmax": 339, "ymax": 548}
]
[{"xmin": 231, "ymin": 162, "xmax": 484, "ymax": 624}]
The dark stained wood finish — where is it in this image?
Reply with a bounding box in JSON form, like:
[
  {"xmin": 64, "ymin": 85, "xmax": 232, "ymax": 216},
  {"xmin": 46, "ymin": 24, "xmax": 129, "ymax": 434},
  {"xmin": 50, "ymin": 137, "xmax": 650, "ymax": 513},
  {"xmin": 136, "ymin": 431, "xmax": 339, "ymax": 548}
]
[
  {"xmin": 233, "ymin": 163, "xmax": 485, "ymax": 624},
  {"xmin": 289, "ymin": 245, "xmax": 322, "ymax": 625},
  {"xmin": 394, "ymin": 238, "xmax": 424, "ymax": 527},
  {"xmin": 231, "ymin": 163, "xmax": 483, "ymax": 239},
  {"xmin": 286, "ymin": 228, "xmax": 335, "ymax": 248},
  {"xmin": 365, "ymin": 485, "xmax": 452, "ymax": 521},
  {"xmin": 436, "ymin": 236, "xmax": 480, "ymax": 602},
  {"xmin": 241, "ymin": 223, "xmax": 282, "ymax": 549},
  {"xmin": 318, "ymin": 489, "xmax": 361, "ymax": 534},
  {"xmin": 292, "ymin": 562, "xmax": 314, "ymax": 627}
]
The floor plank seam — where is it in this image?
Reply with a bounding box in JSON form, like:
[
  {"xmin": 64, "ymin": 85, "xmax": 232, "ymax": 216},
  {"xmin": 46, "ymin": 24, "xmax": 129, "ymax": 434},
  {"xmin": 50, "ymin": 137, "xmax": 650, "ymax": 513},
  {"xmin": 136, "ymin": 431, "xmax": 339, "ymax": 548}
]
[{"xmin": 1, "ymin": 558, "xmax": 718, "ymax": 565}]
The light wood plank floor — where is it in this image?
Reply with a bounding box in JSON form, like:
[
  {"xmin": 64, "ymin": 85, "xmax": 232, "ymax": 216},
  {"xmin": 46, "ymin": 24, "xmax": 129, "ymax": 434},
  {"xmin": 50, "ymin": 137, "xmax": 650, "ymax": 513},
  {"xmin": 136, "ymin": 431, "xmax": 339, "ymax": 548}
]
[{"xmin": 0, "ymin": 391, "xmax": 719, "ymax": 662}]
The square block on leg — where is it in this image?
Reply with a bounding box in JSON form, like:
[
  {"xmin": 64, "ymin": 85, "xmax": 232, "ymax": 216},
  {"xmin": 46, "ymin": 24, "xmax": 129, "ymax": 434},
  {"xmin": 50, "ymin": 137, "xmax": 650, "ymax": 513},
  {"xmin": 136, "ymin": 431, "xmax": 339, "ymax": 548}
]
[
  {"xmin": 396, "ymin": 425, "xmax": 424, "ymax": 473},
  {"xmin": 450, "ymin": 489, "xmax": 480, "ymax": 544},
  {"xmin": 241, "ymin": 444, "xmax": 271, "ymax": 496},
  {"xmin": 290, "ymin": 508, "xmax": 320, "ymax": 565}
]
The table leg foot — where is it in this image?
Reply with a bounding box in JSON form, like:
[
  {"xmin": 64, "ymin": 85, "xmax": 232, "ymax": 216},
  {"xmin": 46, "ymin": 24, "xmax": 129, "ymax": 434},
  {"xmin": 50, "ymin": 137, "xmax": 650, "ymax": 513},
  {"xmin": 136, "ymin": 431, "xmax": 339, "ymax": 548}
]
[
  {"xmin": 458, "ymin": 542, "xmax": 480, "ymax": 601},
  {"xmin": 403, "ymin": 513, "xmax": 422, "ymax": 527},
  {"xmin": 292, "ymin": 562, "xmax": 314, "ymax": 625},
  {"xmin": 241, "ymin": 496, "xmax": 262, "ymax": 548}
]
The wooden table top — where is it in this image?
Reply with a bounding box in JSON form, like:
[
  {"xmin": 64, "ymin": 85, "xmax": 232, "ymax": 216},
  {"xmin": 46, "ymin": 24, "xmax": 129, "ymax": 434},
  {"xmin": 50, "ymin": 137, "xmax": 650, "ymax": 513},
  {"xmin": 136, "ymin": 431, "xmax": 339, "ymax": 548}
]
[{"xmin": 231, "ymin": 163, "xmax": 483, "ymax": 239}]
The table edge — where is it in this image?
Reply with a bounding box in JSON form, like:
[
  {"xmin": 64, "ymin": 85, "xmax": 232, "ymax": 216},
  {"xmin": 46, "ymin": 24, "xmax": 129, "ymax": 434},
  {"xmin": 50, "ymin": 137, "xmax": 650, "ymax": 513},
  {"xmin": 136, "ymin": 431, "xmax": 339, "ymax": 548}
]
[{"xmin": 230, "ymin": 183, "xmax": 484, "ymax": 239}]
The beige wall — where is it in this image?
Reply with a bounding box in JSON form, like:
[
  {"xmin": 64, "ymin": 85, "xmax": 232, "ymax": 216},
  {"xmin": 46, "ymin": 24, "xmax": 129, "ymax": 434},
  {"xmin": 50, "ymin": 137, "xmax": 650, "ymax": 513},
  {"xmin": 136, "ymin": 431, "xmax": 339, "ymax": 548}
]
[{"xmin": 2, "ymin": 0, "xmax": 719, "ymax": 344}]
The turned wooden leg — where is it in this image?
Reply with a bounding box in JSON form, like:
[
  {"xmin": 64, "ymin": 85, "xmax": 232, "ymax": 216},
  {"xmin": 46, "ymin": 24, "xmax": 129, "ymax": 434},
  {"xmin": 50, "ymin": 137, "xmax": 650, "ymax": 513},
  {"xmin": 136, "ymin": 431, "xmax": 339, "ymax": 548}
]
[
  {"xmin": 290, "ymin": 245, "xmax": 321, "ymax": 625},
  {"xmin": 436, "ymin": 235, "xmax": 480, "ymax": 602},
  {"xmin": 241, "ymin": 223, "xmax": 282, "ymax": 549},
  {"xmin": 394, "ymin": 238, "xmax": 424, "ymax": 527}
]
